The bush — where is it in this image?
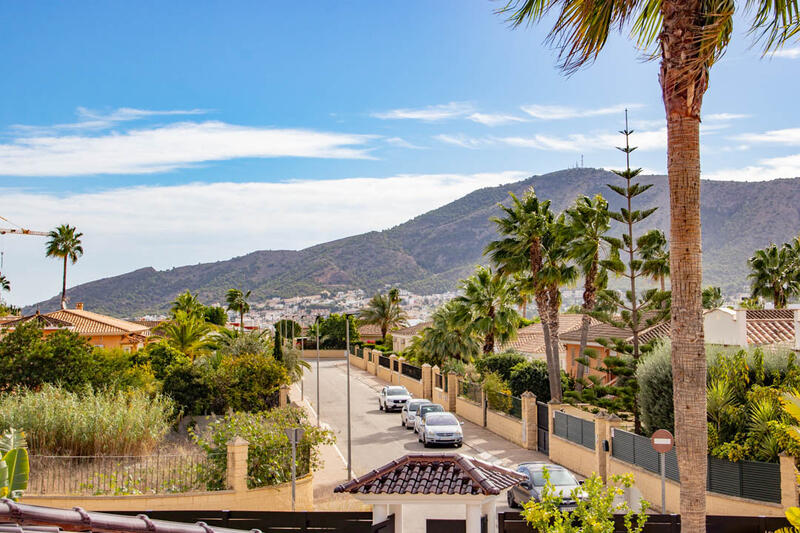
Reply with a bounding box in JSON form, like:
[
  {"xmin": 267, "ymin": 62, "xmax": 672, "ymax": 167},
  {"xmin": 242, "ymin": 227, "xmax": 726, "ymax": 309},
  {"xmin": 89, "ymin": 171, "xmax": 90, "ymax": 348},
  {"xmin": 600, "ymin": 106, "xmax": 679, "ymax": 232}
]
[
  {"xmin": 0, "ymin": 384, "xmax": 175, "ymax": 455},
  {"xmin": 509, "ymin": 360, "xmax": 550, "ymax": 401},
  {"xmin": 162, "ymin": 360, "xmax": 215, "ymax": 415},
  {"xmin": 483, "ymin": 372, "xmax": 512, "ymax": 412},
  {"xmin": 192, "ymin": 407, "xmax": 334, "ymax": 489},
  {"xmin": 214, "ymin": 353, "xmax": 289, "ymax": 412},
  {"xmin": 89, "ymin": 348, "xmax": 158, "ymax": 394},
  {"xmin": 0, "ymin": 323, "xmax": 95, "ymax": 392},
  {"xmin": 636, "ymin": 341, "xmax": 675, "ymax": 435},
  {"xmin": 475, "ymin": 351, "xmax": 527, "ymax": 382},
  {"xmin": 140, "ymin": 341, "xmax": 189, "ymax": 379}
]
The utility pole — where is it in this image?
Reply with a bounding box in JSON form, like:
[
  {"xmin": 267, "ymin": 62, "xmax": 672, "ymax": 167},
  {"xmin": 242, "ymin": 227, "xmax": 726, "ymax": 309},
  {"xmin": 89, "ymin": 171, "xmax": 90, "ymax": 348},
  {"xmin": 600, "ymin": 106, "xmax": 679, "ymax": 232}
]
[
  {"xmin": 345, "ymin": 313, "xmax": 352, "ymax": 480},
  {"xmin": 316, "ymin": 315, "xmax": 321, "ymax": 427}
]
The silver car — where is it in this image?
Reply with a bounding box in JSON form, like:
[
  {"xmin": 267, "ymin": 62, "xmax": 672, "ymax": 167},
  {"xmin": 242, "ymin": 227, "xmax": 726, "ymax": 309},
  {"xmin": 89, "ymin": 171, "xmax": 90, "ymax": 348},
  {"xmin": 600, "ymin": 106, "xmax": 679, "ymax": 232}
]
[
  {"xmin": 378, "ymin": 385, "xmax": 412, "ymax": 412},
  {"xmin": 414, "ymin": 403, "xmax": 444, "ymax": 433},
  {"xmin": 401, "ymin": 399, "xmax": 431, "ymax": 429},
  {"xmin": 507, "ymin": 462, "xmax": 584, "ymax": 510},
  {"xmin": 418, "ymin": 412, "xmax": 463, "ymax": 447}
]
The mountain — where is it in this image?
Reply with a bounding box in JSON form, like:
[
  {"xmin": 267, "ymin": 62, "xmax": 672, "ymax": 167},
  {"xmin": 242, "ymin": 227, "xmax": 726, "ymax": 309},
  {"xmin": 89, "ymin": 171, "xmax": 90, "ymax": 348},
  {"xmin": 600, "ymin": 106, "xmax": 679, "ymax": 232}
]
[{"xmin": 24, "ymin": 168, "xmax": 800, "ymax": 317}]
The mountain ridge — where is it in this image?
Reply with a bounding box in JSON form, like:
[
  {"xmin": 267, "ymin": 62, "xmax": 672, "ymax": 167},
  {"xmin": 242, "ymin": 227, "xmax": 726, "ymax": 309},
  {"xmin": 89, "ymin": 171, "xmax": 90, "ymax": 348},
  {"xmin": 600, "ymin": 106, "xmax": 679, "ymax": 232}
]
[{"xmin": 23, "ymin": 168, "xmax": 800, "ymax": 317}]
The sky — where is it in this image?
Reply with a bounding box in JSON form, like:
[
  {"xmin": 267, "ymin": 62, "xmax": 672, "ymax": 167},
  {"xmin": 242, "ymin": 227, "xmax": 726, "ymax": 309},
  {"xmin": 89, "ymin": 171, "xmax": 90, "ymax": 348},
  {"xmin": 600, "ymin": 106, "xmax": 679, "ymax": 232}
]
[{"xmin": 1, "ymin": 1, "xmax": 799, "ymax": 306}]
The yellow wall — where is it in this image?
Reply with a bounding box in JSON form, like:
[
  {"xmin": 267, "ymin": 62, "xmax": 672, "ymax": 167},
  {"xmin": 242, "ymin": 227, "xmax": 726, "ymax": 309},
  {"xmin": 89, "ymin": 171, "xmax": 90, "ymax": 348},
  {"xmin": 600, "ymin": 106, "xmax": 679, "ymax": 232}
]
[
  {"xmin": 377, "ymin": 365, "xmax": 392, "ymax": 383},
  {"xmin": 455, "ymin": 397, "xmax": 483, "ymax": 427},
  {"xmin": 549, "ymin": 434, "xmax": 599, "ymax": 479},
  {"xmin": 486, "ymin": 410, "xmax": 523, "ymax": 447},
  {"xmin": 398, "ymin": 372, "xmax": 423, "ymax": 398},
  {"xmin": 23, "ymin": 474, "xmax": 314, "ymax": 512},
  {"xmin": 303, "ymin": 349, "xmax": 347, "ymax": 359}
]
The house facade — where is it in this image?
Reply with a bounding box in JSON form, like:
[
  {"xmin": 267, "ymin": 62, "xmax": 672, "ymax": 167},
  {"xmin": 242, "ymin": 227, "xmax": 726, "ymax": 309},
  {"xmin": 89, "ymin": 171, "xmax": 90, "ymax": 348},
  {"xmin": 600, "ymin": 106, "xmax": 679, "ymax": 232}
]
[{"xmin": 392, "ymin": 321, "xmax": 431, "ymax": 352}]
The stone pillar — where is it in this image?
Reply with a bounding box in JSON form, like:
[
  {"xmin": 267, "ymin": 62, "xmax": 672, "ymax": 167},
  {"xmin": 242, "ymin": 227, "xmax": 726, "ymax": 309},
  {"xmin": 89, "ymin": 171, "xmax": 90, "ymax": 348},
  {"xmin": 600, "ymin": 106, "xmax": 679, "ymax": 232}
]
[
  {"xmin": 481, "ymin": 499, "xmax": 497, "ymax": 533},
  {"xmin": 389, "ymin": 354, "xmax": 398, "ymax": 384},
  {"xmin": 547, "ymin": 401, "xmax": 561, "ymax": 435},
  {"xmin": 372, "ymin": 503, "xmax": 389, "ymax": 524},
  {"xmin": 389, "ymin": 504, "xmax": 404, "ymax": 532},
  {"xmin": 279, "ymin": 384, "xmax": 291, "ymax": 407},
  {"xmin": 465, "ymin": 502, "xmax": 482, "ymax": 533},
  {"xmin": 446, "ymin": 372, "xmax": 458, "ymax": 412},
  {"xmin": 780, "ymin": 453, "xmax": 800, "ymax": 509},
  {"xmin": 593, "ymin": 413, "xmax": 609, "ymax": 481},
  {"xmin": 226, "ymin": 436, "xmax": 249, "ymax": 493},
  {"xmin": 421, "ymin": 363, "xmax": 433, "ymax": 400},
  {"xmin": 521, "ymin": 392, "xmax": 538, "ymax": 450}
]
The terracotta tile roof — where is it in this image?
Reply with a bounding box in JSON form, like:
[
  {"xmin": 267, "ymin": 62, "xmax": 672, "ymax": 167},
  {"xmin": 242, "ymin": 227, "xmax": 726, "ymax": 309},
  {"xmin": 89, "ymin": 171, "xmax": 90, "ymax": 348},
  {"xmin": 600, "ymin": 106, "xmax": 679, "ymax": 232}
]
[
  {"xmin": 746, "ymin": 309, "xmax": 794, "ymax": 320},
  {"xmin": 392, "ymin": 321, "xmax": 432, "ymax": 337},
  {"xmin": 358, "ymin": 323, "xmax": 383, "ymax": 337},
  {"xmin": 746, "ymin": 318, "xmax": 795, "ymax": 345},
  {"xmin": 334, "ymin": 454, "xmax": 525, "ymax": 496},
  {"xmin": 638, "ymin": 322, "xmax": 671, "ymax": 344},
  {"xmin": 45, "ymin": 308, "xmax": 150, "ymax": 336},
  {"xmin": 132, "ymin": 319, "xmax": 165, "ymax": 329},
  {"xmin": 1, "ymin": 312, "xmax": 73, "ymax": 330},
  {"xmin": 560, "ymin": 318, "xmax": 670, "ymax": 346},
  {"xmin": 502, "ymin": 314, "xmax": 601, "ymax": 354}
]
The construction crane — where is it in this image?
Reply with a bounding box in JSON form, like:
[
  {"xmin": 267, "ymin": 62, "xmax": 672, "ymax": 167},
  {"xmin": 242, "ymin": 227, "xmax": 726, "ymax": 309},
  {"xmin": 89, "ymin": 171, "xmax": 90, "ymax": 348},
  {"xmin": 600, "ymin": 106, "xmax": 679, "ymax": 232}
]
[{"xmin": 0, "ymin": 215, "xmax": 48, "ymax": 270}]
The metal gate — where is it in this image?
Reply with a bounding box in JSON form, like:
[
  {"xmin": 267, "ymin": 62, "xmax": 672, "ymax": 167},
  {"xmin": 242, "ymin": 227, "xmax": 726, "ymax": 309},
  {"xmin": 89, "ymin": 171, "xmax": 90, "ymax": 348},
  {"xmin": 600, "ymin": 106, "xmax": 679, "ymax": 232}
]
[
  {"xmin": 426, "ymin": 517, "xmax": 487, "ymax": 533},
  {"xmin": 536, "ymin": 401, "xmax": 549, "ymax": 455}
]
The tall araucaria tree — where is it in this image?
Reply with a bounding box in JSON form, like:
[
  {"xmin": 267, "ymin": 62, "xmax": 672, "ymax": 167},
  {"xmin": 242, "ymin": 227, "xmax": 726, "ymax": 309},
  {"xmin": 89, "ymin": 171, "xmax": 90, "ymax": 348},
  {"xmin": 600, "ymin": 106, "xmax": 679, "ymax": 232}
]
[
  {"xmin": 453, "ymin": 266, "xmax": 521, "ymax": 355},
  {"xmin": 565, "ymin": 194, "xmax": 610, "ymax": 391},
  {"xmin": 359, "ymin": 287, "xmax": 409, "ymax": 342},
  {"xmin": 45, "ymin": 224, "xmax": 84, "ymax": 309},
  {"xmin": 499, "ymin": 1, "xmax": 799, "ymax": 527}
]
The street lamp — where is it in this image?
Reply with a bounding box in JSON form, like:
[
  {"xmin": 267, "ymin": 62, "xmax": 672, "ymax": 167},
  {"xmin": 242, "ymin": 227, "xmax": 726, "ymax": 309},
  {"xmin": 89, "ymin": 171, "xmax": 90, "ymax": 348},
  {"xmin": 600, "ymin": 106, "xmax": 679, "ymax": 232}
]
[
  {"xmin": 315, "ymin": 314, "xmax": 321, "ymax": 427},
  {"xmin": 345, "ymin": 312, "xmax": 353, "ymax": 480}
]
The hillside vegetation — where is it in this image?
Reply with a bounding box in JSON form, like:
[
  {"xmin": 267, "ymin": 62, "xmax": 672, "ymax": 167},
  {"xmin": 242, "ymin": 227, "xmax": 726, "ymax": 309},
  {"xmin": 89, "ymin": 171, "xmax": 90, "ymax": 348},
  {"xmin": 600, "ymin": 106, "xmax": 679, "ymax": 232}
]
[{"xmin": 24, "ymin": 168, "xmax": 800, "ymax": 317}]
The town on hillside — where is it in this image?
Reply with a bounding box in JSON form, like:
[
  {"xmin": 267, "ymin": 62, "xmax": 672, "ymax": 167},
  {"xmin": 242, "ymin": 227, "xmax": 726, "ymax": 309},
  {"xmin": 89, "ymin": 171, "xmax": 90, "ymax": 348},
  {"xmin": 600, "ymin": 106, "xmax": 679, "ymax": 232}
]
[{"xmin": 0, "ymin": 3, "xmax": 799, "ymax": 533}]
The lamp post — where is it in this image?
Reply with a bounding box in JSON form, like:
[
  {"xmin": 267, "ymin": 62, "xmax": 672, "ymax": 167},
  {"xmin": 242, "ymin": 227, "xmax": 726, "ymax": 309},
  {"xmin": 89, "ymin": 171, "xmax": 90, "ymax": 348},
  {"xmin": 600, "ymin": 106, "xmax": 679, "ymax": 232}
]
[
  {"xmin": 345, "ymin": 313, "xmax": 352, "ymax": 480},
  {"xmin": 315, "ymin": 315, "xmax": 321, "ymax": 427}
]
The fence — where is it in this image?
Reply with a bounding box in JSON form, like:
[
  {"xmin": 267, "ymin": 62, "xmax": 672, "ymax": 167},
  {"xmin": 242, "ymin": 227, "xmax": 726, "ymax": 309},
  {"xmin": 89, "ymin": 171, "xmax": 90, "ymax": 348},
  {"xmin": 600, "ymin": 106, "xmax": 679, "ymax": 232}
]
[
  {"xmin": 28, "ymin": 453, "xmax": 226, "ymax": 496},
  {"xmin": 497, "ymin": 512, "xmax": 790, "ymax": 533},
  {"xmin": 553, "ymin": 411, "xmax": 595, "ymax": 450},
  {"xmin": 611, "ymin": 428, "xmax": 781, "ymax": 503},
  {"xmin": 379, "ymin": 355, "xmax": 391, "ymax": 368},
  {"xmin": 355, "ymin": 346, "xmax": 363, "ymax": 358},
  {"xmin": 486, "ymin": 390, "xmax": 522, "ymax": 419},
  {"xmin": 401, "ymin": 362, "xmax": 422, "ymax": 381},
  {"xmin": 392, "ymin": 359, "xmax": 399, "ymax": 372},
  {"xmin": 435, "ymin": 373, "xmax": 443, "ymax": 389},
  {"xmin": 458, "ymin": 380, "xmax": 482, "ymax": 404}
]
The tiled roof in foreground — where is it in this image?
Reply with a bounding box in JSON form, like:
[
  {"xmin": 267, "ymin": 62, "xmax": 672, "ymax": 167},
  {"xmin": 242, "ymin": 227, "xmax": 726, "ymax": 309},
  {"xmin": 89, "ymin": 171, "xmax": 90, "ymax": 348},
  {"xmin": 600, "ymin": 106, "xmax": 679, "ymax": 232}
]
[{"xmin": 334, "ymin": 453, "xmax": 525, "ymax": 496}]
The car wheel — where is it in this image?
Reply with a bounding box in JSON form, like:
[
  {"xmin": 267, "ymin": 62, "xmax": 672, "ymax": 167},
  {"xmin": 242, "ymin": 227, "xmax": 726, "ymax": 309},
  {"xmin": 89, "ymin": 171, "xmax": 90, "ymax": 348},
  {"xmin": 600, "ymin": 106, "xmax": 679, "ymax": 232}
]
[
  {"xmin": 455, "ymin": 442, "xmax": 462, "ymax": 448},
  {"xmin": 507, "ymin": 490, "xmax": 516, "ymax": 509},
  {"xmin": 422, "ymin": 435, "xmax": 428, "ymax": 448},
  {"xmin": 379, "ymin": 401, "xmax": 383, "ymax": 411},
  {"xmin": 401, "ymin": 418, "xmax": 405, "ymax": 427}
]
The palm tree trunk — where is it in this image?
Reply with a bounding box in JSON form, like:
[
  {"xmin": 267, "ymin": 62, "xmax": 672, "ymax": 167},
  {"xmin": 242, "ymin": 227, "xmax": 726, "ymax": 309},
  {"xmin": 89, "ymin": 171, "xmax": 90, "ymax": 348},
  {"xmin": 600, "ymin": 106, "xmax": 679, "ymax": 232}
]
[
  {"xmin": 484, "ymin": 306, "xmax": 495, "ymax": 353},
  {"xmin": 61, "ymin": 256, "xmax": 68, "ymax": 309},
  {"xmin": 662, "ymin": 0, "xmax": 708, "ymax": 518},
  {"xmin": 535, "ymin": 290, "xmax": 559, "ymax": 401},
  {"xmin": 660, "ymin": 275, "xmax": 665, "ymax": 292},
  {"xmin": 575, "ymin": 256, "xmax": 598, "ymax": 393},
  {"xmin": 547, "ymin": 286, "xmax": 562, "ymax": 402},
  {"xmin": 240, "ymin": 310, "xmax": 244, "ymax": 333}
]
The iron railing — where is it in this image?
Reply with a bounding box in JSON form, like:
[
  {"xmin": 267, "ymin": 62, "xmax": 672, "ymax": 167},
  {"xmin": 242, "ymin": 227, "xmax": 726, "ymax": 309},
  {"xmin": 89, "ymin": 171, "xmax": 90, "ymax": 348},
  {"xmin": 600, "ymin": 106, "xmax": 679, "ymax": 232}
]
[
  {"xmin": 435, "ymin": 373, "xmax": 443, "ymax": 389},
  {"xmin": 392, "ymin": 360, "xmax": 399, "ymax": 372},
  {"xmin": 458, "ymin": 380, "xmax": 482, "ymax": 404},
  {"xmin": 553, "ymin": 411, "xmax": 595, "ymax": 450},
  {"xmin": 486, "ymin": 390, "xmax": 522, "ymax": 419},
  {"xmin": 28, "ymin": 453, "xmax": 226, "ymax": 496},
  {"xmin": 401, "ymin": 362, "xmax": 422, "ymax": 381},
  {"xmin": 379, "ymin": 355, "xmax": 391, "ymax": 368}
]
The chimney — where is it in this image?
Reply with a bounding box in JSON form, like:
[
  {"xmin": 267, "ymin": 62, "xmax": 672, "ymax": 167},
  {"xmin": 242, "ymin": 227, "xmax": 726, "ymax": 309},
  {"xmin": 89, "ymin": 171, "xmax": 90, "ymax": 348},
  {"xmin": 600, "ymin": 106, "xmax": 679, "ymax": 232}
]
[
  {"xmin": 735, "ymin": 308, "xmax": 748, "ymax": 347},
  {"xmin": 75, "ymin": 302, "xmax": 84, "ymax": 310}
]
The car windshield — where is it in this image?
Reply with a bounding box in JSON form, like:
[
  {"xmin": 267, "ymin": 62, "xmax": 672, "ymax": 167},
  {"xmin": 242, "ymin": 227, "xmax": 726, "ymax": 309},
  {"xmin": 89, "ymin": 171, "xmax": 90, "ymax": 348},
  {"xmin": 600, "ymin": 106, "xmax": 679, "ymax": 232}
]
[
  {"xmin": 409, "ymin": 400, "xmax": 430, "ymax": 412},
  {"xmin": 530, "ymin": 468, "xmax": 577, "ymax": 487},
  {"xmin": 420, "ymin": 404, "xmax": 444, "ymax": 416},
  {"xmin": 386, "ymin": 387, "xmax": 408, "ymax": 396},
  {"xmin": 425, "ymin": 414, "xmax": 457, "ymax": 426}
]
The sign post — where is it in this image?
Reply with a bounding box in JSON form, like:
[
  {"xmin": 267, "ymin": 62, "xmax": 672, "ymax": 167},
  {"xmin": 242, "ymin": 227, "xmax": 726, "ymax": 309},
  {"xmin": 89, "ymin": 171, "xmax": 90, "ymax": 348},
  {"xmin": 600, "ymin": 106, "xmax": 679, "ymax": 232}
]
[
  {"xmin": 285, "ymin": 427, "xmax": 305, "ymax": 511},
  {"xmin": 650, "ymin": 429, "xmax": 674, "ymax": 513}
]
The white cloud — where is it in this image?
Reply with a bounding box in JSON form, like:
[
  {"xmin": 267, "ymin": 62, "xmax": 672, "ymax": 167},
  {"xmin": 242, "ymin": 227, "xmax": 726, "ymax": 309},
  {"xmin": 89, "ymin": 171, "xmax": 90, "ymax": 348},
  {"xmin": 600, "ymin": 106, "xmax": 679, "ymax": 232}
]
[
  {"xmin": 704, "ymin": 113, "xmax": 749, "ymax": 121},
  {"xmin": 436, "ymin": 127, "xmax": 668, "ymax": 152},
  {"xmin": 0, "ymin": 121, "xmax": 375, "ymax": 176},
  {"xmin": 384, "ymin": 137, "xmax": 426, "ymax": 149},
  {"xmin": 770, "ymin": 47, "xmax": 800, "ymax": 59},
  {"xmin": 434, "ymin": 133, "xmax": 486, "ymax": 149},
  {"xmin": 734, "ymin": 127, "xmax": 800, "ymax": 146},
  {"xmin": 703, "ymin": 153, "xmax": 800, "ymax": 181},
  {"xmin": 467, "ymin": 112, "xmax": 527, "ymax": 126},
  {"xmin": 10, "ymin": 107, "xmax": 208, "ymax": 135},
  {"xmin": 0, "ymin": 171, "xmax": 528, "ymax": 305},
  {"xmin": 372, "ymin": 102, "xmax": 475, "ymax": 121},
  {"xmin": 520, "ymin": 103, "xmax": 643, "ymax": 120}
]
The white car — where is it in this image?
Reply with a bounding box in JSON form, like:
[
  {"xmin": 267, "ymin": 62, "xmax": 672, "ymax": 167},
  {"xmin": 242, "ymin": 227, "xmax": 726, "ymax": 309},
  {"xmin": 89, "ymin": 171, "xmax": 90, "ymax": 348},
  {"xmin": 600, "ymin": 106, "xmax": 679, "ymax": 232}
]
[
  {"xmin": 414, "ymin": 403, "xmax": 444, "ymax": 433},
  {"xmin": 418, "ymin": 412, "xmax": 463, "ymax": 448},
  {"xmin": 401, "ymin": 399, "xmax": 431, "ymax": 429},
  {"xmin": 378, "ymin": 385, "xmax": 412, "ymax": 412}
]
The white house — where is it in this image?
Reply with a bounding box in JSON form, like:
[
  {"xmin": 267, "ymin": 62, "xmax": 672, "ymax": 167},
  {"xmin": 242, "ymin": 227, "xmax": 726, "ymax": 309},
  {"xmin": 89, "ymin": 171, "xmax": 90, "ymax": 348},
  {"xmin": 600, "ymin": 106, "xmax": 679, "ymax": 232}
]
[{"xmin": 704, "ymin": 308, "xmax": 799, "ymax": 349}]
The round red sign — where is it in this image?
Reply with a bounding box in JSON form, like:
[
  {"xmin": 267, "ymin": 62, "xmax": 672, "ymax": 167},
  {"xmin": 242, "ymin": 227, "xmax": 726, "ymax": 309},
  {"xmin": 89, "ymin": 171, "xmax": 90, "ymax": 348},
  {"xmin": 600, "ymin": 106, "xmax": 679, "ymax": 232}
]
[{"xmin": 651, "ymin": 429, "xmax": 674, "ymax": 453}]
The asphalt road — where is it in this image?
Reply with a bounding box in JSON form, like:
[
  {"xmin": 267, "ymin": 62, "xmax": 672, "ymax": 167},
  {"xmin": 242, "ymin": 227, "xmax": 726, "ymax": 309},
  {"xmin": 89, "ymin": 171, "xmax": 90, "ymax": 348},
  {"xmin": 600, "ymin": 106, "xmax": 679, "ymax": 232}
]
[{"xmin": 298, "ymin": 359, "xmax": 547, "ymax": 478}]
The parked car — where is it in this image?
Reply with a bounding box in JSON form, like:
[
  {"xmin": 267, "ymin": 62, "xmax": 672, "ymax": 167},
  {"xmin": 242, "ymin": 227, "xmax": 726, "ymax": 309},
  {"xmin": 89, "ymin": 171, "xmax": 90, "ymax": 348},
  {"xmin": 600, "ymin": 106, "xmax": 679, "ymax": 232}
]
[
  {"xmin": 507, "ymin": 462, "xmax": 584, "ymax": 510},
  {"xmin": 414, "ymin": 403, "xmax": 444, "ymax": 433},
  {"xmin": 378, "ymin": 385, "xmax": 412, "ymax": 412},
  {"xmin": 418, "ymin": 412, "xmax": 463, "ymax": 447},
  {"xmin": 401, "ymin": 399, "xmax": 431, "ymax": 429}
]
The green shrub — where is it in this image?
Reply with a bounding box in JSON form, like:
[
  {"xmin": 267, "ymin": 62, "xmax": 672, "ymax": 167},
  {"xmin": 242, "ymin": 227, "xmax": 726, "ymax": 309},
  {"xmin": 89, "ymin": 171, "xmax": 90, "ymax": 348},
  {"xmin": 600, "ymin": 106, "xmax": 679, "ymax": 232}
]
[
  {"xmin": 139, "ymin": 341, "xmax": 189, "ymax": 379},
  {"xmin": 213, "ymin": 353, "xmax": 289, "ymax": 412},
  {"xmin": 635, "ymin": 342, "xmax": 675, "ymax": 435},
  {"xmin": 0, "ymin": 384, "xmax": 175, "ymax": 455},
  {"xmin": 508, "ymin": 360, "xmax": 551, "ymax": 401},
  {"xmin": 483, "ymin": 372, "xmax": 512, "ymax": 412},
  {"xmin": 162, "ymin": 361, "xmax": 215, "ymax": 415},
  {"xmin": 90, "ymin": 348, "xmax": 159, "ymax": 394},
  {"xmin": 192, "ymin": 407, "xmax": 334, "ymax": 489},
  {"xmin": 475, "ymin": 351, "xmax": 526, "ymax": 382}
]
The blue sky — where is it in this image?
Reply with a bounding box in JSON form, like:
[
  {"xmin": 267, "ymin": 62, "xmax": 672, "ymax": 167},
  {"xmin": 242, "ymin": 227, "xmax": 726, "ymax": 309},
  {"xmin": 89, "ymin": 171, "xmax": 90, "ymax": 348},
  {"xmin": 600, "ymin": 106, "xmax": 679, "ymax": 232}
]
[{"xmin": 1, "ymin": 1, "xmax": 799, "ymax": 306}]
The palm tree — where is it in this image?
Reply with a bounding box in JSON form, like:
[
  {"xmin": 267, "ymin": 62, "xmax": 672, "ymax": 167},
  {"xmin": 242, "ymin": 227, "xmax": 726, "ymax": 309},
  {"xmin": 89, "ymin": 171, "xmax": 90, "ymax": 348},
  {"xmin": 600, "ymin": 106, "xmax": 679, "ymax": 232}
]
[
  {"xmin": 499, "ymin": 3, "xmax": 799, "ymax": 528},
  {"xmin": 486, "ymin": 188, "xmax": 561, "ymax": 398},
  {"xmin": 565, "ymin": 195, "xmax": 610, "ymax": 391},
  {"xmin": 748, "ymin": 243, "xmax": 800, "ymax": 308},
  {"xmin": 453, "ymin": 266, "xmax": 521, "ymax": 354},
  {"xmin": 419, "ymin": 301, "xmax": 482, "ymax": 365},
  {"xmin": 639, "ymin": 230, "xmax": 671, "ymax": 291},
  {"xmin": 359, "ymin": 288, "xmax": 409, "ymax": 342},
  {"xmin": 171, "ymin": 291, "xmax": 204, "ymax": 318},
  {"xmin": 226, "ymin": 288, "xmax": 251, "ymax": 332},
  {"xmin": 158, "ymin": 310, "xmax": 212, "ymax": 361},
  {"xmin": 0, "ymin": 274, "xmax": 9, "ymax": 293},
  {"xmin": 45, "ymin": 224, "xmax": 84, "ymax": 309},
  {"xmin": 702, "ymin": 286, "xmax": 724, "ymax": 309}
]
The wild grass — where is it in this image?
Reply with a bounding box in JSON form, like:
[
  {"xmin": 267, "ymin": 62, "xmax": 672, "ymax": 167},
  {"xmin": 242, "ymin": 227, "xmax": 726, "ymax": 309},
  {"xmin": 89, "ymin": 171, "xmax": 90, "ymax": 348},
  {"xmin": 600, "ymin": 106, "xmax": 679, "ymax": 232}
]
[{"xmin": 0, "ymin": 384, "xmax": 176, "ymax": 456}]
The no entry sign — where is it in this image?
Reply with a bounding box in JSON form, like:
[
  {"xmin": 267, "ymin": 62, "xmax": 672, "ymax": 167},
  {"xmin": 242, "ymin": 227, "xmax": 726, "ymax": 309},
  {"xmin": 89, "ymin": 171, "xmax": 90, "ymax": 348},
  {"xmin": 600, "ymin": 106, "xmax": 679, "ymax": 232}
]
[{"xmin": 651, "ymin": 429, "xmax": 674, "ymax": 453}]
